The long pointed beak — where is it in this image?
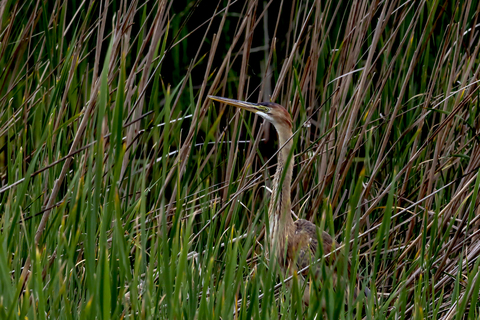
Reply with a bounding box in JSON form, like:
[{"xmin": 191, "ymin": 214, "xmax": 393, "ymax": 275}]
[{"xmin": 208, "ymin": 95, "xmax": 263, "ymax": 114}]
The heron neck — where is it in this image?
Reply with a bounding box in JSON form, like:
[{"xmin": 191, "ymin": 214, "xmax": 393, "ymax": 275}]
[{"xmin": 269, "ymin": 126, "xmax": 295, "ymax": 239}]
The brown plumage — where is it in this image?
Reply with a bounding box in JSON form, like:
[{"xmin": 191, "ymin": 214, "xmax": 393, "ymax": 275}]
[{"xmin": 208, "ymin": 96, "xmax": 368, "ymax": 304}]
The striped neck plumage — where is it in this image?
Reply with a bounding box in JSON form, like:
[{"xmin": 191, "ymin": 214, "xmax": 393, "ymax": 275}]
[{"xmin": 268, "ymin": 125, "xmax": 295, "ymax": 242}]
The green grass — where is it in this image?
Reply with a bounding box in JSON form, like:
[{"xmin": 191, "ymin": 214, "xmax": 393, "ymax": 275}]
[{"xmin": 1, "ymin": 0, "xmax": 480, "ymax": 318}]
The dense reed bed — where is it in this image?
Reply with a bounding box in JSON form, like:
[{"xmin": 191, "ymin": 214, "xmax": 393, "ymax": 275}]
[{"xmin": 1, "ymin": 0, "xmax": 479, "ymax": 318}]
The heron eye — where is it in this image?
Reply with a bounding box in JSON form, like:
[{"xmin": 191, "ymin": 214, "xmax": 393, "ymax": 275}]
[{"xmin": 260, "ymin": 106, "xmax": 270, "ymax": 113}]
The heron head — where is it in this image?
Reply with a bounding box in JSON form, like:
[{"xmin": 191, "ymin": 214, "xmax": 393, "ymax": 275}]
[{"xmin": 208, "ymin": 95, "xmax": 292, "ymax": 130}]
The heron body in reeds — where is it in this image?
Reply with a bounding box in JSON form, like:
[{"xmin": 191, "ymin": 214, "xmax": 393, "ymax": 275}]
[{"xmin": 208, "ymin": 95, "xmax": 369, "ymax": 304}]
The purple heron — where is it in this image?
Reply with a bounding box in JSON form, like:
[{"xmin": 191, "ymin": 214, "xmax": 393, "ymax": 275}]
[{"xmin": 208, "ymin": 95, "xmax": 370, "ymax": 304}]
